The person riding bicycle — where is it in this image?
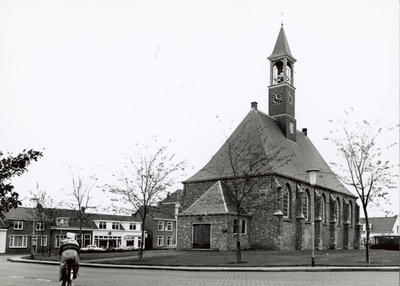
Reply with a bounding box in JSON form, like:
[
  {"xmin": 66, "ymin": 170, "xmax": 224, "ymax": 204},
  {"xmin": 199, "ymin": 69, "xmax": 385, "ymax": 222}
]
[{"xmin": 59, "ymin": 232, "xmax": 80, "ymax": 285}]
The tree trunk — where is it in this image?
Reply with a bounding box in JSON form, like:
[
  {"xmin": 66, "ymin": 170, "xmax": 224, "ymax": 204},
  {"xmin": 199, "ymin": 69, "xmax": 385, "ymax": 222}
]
[
  {"xmin": 364, "ymin": 208, "xmax": 370, "ymax": 264},
  {"xmin": 48, "ymin": 229, "xmax": 52, "ymax": 257},
  {"xmin": 236, "ymin": 213, "xmax": 241, "ymax": 264},
  {"xmin": 139, "ymin": 217, "xmax": 146, "ymax": 261}
]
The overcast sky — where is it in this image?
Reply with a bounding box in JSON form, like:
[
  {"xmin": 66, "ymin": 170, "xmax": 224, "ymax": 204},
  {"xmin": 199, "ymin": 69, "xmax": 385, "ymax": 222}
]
[{"xmin": 1, "ymin": 0, "xmax": 398, "ymax": 217}]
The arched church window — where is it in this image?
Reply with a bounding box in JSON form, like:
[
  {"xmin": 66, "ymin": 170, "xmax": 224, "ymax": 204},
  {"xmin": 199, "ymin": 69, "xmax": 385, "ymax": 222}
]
[
  {"xmin": 282, "ymin": 185, "xmax": 291, "ymax": 218},
  {"xmin": 349, "ymin": 201, "xmax": 353, "ymax": 227},
  {"xmin": 336, "ymin": 198, "xmax": 341, "ymax": 225},
  {"xmin": 303, "ymin": 190, "xmax": 310, "ymax": 220},
  {"xmin": 321, "ymin": 194, "xmax": 327, "ymax": 223}
]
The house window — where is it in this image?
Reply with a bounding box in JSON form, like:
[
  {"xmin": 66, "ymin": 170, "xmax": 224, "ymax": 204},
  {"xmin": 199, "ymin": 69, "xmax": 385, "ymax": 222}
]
[
  {"xmin": 158, "ymin": 221, "xmax": 164, "ymax": 231},
  {"xmin": 84, "ymin": 234, "xmax": 91, "ymax": 247},
  {"xmin": 57, "ymin": 218, "xmax": 70, "ymax": 226},
  {"xmin": 289, "ymin": 122, "xmax": 294, "ymax": 134},
  {"xmin": 233, "ymin": 219, "xmax": 238, "ymax": 234},
  {"xmin": 9, "ymin": 235, "xmax": 28, "ymax": 248},
  {"xmin": 36, "ymin": 222, "xmax": 44, "ymax": 231},
  {"xmin": 158, "ymin": 236, "xmax": 164, "ymax": 246},
  {"xmin": 98, "ymin": 221, "xmax": 107, "ymax": 229},
  {"xmin": 55, "ymin": 235, "xmax": 66, "ymax": 248},
  {"xmin": 41, "ymin": 236, "xmax": 48, "ymax": 246},
  {"xmin": 14, "ymin": 221, "xmax": 23, "ymax": 230},
  {"xmin": 303, "ymin": 191, "xmax": 310, "ymax": 220},
  {"xmin": 112, "ymin": 222, "xmax": 120, "ymax": 230},
  {"xmin": 166, "ymin": 222, "xmax": 173, "ymax": 231},
  {"xmin": 166, "ymin": 236, "xmax": 172, "ymax": 246},
  {"xmin": 282, "ymin": 185, "xmax": 291, "ymax": 218},
  {"xmin": 129, "ymin": 223, "xmax": 136, "ymax": 230}
]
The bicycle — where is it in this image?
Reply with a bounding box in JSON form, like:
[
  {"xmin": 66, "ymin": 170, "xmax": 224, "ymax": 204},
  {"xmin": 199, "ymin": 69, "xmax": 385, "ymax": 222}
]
[{"xmin": 61, "ymin": 260, "xmax": 74, "ymax": 286}]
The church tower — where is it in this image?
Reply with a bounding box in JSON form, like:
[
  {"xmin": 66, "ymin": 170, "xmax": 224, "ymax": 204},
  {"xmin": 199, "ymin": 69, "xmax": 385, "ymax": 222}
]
[{"xmin": 267, "ymin": 25, "xmax": 297, "ymax": 142}]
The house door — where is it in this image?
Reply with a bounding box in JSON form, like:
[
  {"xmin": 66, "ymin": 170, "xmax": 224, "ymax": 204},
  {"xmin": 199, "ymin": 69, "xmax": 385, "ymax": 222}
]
[{"xmin": 193, "ymin": 224, "xmax": 211, "ymax": 249}]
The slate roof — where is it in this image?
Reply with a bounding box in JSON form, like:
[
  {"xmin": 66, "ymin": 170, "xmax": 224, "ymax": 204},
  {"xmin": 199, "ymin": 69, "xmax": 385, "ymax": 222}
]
[
  {"xmin": 1, "ymin": 207, "xmax": 33, "ymax": 220},
  {"xmin": 181, "ymin": 181, "xmax": 245, "ymax": 216},
  {"xmin": 268, "ymin": 25, "xmax": 296, "ymax": 62},
  {"xmin": 184, "ymin": 107, "xmax": 356, "ymax": 198},
  {"xmin": 160, "ymin": 189, "xmax": 182, "ymax": 204},
  {"xmin": 135, "ymin": 204, "xmax": 176, "ymax": 220},
  {"xmin": 360, "ymin": 215, "xmax": 398, "ymax": 234}
]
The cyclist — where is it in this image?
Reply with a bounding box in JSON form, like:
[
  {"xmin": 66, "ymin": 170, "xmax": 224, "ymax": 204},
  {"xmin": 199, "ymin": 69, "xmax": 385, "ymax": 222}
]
[{"xmin": 59, "ymin": 232, "xmax": 80, "ymax": 285}]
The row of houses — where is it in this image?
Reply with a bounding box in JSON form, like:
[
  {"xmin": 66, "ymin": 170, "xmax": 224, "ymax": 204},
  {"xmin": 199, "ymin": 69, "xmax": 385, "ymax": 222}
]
[{"xmin": 0, "ymin": 203, "xmax": 176, "ymax": 254}]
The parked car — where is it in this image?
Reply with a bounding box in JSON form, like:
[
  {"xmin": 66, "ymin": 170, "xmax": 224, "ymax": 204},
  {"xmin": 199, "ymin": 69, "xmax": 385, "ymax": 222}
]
[{"xmin": 81, "ymin": 245, "xmax": 105, "ymax": 252}]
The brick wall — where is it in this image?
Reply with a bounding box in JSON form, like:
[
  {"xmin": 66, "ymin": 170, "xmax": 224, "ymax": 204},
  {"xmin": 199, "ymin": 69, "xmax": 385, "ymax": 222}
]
[{"xmin": 177, "ymin": 215, "xmax": 249, "ymax": 251}]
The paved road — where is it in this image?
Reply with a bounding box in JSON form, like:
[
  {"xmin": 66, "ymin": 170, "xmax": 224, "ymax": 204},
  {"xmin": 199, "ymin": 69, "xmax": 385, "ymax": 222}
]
[{"xmin": 1, "ymin": 255, "xmax": 399, "ymax": 286}]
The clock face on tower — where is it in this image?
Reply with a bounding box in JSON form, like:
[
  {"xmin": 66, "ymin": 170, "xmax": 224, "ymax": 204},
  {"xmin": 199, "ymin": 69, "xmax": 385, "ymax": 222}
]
[
  {"xmin": 288, "ymin": 92, "xmax": 294, "ymax": 105},
  {"xmin": 272, "ymin": 92, "xmax": 283, "ymax": 105}
]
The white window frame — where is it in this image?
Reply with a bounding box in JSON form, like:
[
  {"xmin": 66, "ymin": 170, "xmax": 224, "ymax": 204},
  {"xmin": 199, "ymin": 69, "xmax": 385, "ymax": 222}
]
[
  {"xmin": 166, "ymin": 236, "xmax": 172, "ymax": 246},
  {"xmin": 166, "ymin": 222, "xmax": 173, "ymax": 231},
  {"xmin": 158, "ymin": 221, "xmax": 164, "ymax": 231},
  {"xmin": 36, "ymin": 222, "xmax": 44, "ymax": 231},
  {"xmin": 9, "ymin": 235, "xmax": 28, "ymax": 248},
  {"xmin": 98, "ymin": 221, "xmax": 107, "ymax": 229},
  {"xmin": 112, "ymin": 222, "xmax": 120, "ymax": 230},
  {"xmin": 14, "ymin": 221, "xmax": 23, "ymax": 230},
  {"xmin": 55, "ymin": 234, "xmax": 66, "ymax": 248},
  {"xmin": 129, "ymin": 223, "xmax": 136, "ymax": 230},
  {"xmin": 41, "ymin": 235, "xmax": 48, "ymax": 246},
  {"xmin": 158, "ymin": 235, "xmax": 164, "ymax": 246}
]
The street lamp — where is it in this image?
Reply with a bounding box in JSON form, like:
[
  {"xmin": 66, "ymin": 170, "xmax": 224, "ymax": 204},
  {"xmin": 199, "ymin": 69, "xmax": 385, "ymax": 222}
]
[
  {"xmin": 306, "ymin": 169, "xmax": 319, "ymax": 267},
  {"xmin": 31, "ymin": 197, "xmax": 39, "ymax": 254}
]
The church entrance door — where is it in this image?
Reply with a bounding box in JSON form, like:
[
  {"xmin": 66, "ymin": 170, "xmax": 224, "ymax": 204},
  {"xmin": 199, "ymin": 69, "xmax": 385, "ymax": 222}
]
[{"xmin": 192, "ymin": 224, "xmax": 211, "ymax": 249}]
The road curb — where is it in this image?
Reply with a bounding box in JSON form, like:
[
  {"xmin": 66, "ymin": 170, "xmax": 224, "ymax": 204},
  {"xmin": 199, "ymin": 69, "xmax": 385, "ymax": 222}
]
[{"xmin": 7, "ymin": 257, "xmax": 399, "ymax": 272}]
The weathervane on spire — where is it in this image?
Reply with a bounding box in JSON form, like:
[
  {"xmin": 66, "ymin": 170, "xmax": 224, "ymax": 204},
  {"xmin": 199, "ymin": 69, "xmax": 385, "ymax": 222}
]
[{"xmin": 281, "ymin": 11, "xmax": 284, "ymax": 26}]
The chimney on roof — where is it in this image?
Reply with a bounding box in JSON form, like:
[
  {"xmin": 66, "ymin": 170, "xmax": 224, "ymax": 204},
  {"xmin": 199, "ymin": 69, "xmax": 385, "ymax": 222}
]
[
  {"xmin": 251, "ymin": 102, "xmax": 258, "ymax": 110},
  {"xmin": 302, "ymin": 128, "xmax": 308, "ymax": 136}
]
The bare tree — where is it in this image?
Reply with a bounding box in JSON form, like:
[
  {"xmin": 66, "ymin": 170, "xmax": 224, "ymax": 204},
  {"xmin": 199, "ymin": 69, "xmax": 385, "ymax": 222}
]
[
  {"xmin": 28, "ymin": 185, "xmax": 62, "ymax": 256},
  {"xmin": 325, "ymin": 109, "xmax": 398, "ymax": 263},
  {"xmin": 210, "ymin": 119, "xmax": 291, "ymax": 263},
  {"xmin": 64, "ymin": 168, "xmax": 99, "ymax": 247},
  {"xmin": 105, "ymin": 142, "xmax": 186, "ymax": 261}
]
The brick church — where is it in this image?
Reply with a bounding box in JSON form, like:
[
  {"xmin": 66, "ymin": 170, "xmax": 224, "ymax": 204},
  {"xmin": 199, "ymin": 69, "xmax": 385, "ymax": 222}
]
[{"xmin": 176, "ymin": 26, "xmax": 360, "ymax": 251}]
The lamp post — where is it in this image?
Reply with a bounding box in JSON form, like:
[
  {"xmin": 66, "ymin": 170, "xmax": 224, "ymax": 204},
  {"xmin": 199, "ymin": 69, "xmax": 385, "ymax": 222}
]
[
  {"xmin": 306, "ymin": 169, "xmax": 319, "ymax": 267},
  {"xmin": 31, "ymin": 197, "xmax": 39, "ymax": 254}
]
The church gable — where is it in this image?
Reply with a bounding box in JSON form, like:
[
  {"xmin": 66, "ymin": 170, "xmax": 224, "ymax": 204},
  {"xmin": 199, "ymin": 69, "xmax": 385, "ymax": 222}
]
[{"xmin": 182, "ymin": 181, "xmax": 239, "ymax": 216}]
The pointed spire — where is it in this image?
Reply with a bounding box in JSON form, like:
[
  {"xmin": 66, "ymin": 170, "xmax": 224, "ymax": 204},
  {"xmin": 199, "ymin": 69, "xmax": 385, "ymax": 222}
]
[{"xmin": 268, "ymin": 26, "xmax": 296, "ymax": 62}]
